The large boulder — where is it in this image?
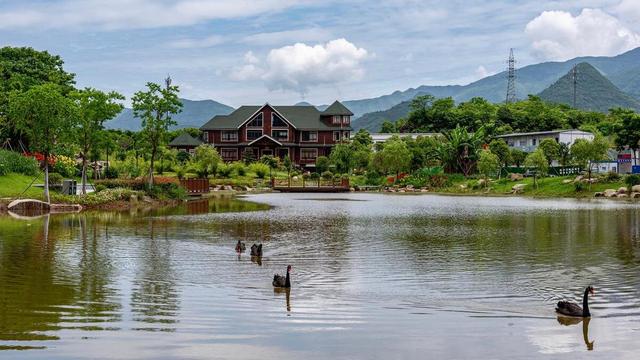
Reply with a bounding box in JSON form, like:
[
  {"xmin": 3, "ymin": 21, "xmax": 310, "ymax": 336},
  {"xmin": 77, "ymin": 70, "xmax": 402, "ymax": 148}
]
[
  {"xmin": 604, "ymin": 189, "xmax": 618, "ymax": 197},
  {"xmin": 618, "ymin": 193, "xmax": 629, "ymax": 198},
  {"xmin": 574, "ymin": 175, "xmax": 584, "ymax": 183},
  {"xmin": 631, "ymin": 192, "xmax": 640, "ymax": 199},
  {"xmin": 512, "ymin": 184, "xmax": 526, "ymax": 193},
  {"xmin": 632, "ymin": 185, "xmax": 640, "ymax": 193},
  {"xmin": 618, "ymin": 187, "xmax": 628, "ymax": 195},
  {"xmin": 510, "ymin": 173, "xmax": 523, "ymax": 181}
]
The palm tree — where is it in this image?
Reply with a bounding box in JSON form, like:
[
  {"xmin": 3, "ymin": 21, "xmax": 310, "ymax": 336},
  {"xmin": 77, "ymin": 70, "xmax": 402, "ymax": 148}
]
[{"xmin": 437, "ymin": 126, "xmax": 486, "ymax": 176}]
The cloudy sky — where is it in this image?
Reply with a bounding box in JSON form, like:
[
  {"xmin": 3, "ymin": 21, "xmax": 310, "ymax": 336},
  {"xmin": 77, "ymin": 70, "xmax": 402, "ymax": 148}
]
[{"xmin": 1, "ymin": 0, "xmax": 640, "ymax": 107}]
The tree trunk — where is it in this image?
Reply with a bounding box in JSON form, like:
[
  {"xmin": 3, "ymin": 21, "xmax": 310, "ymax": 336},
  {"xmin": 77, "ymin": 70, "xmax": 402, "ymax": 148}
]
[
  {"xmin": 148, "ymin": 147, "xmax": 156, "ymax": 187},
  {"xmin": 44, "ymin": 154, "xmax": 50, "ymax": 203},
  {"xmin": 81, "ymin": 155, "xmax": 88, "ymax": 195}
]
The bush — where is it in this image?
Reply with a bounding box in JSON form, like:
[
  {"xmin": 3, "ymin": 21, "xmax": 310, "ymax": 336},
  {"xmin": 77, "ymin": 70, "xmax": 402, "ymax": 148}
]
[
  {"xmin": 0, "ymin": 149, "xmax": 39, "ymax": 176},
  {"xmin": 52, "ymin": 188, "xmax": 143, "ymax": 206},
  {"xmin": 95, "ymin": 184, "xmax": 107, "ymax": 193},
  {"xmin": 321, "ymin": 170, "xmax": 333, "ymax": 180},
  {"xmin": 217, "ymin": 163, "xmax": 232, "ymax": 178},
  {"xmin": 602, "ymin": 171, "xmax": 621, "ymax": 183},
  {"xmin": 574, "ymin": 181, "xmax": 586, "ymax": 192},
  {"xmin": 364, "ymin": 171, "xmax": 385, "ymax": 185},
  {"xmin": 48, "ymin": 172, "xmax": 63, "ymax": 185},
  {"xmin": 625, "ymin": 174, "xmax": 640, "ymax": 188},
  {"xmin": 103, "ymin": 166, "xmax": 119, "ymax": 179},
  {"xmin": 146, "ymin": 182, "xmax": 186, "ymax": 200},
  {"xmin": 53, "ymin": 155, "xmax": 77, "ymax": 177},
  {"xmin": 176, "ymin": 151, "xmax": 191, "ymax": 164},
  {"xmin": 176, "ymin": 166, "xmax": 185, "ymax": 179},
  {"xmin": 249, "ymin": 162, "xmax": 269, "ymax": 179},
  {"xmin": 230, "ymin": 162, "xmax": 247, "ymax": 177},
  {"xmin": 428, "ymin": 174, "xmax": 450, "ymax": 188},
  {"xmin": 0, "ymin": 163, "xmax": 6, "ymax": 176}
]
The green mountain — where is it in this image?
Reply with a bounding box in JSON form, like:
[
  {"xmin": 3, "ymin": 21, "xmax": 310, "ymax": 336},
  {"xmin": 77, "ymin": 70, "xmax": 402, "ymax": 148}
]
[
  {"xmin": 350, "ymin": 47, "xmax": 640, "ymax": 130},
  {"xmin": 538, "ymin": 62, "xmax": 640, "ymax": 112},
  {"xmin": 106, "ymin": 98, "xmax": 234, "ymax": 131},
  {"xmin": 353, "ymin": 97, "xmax": 417, "ymax": 132}
]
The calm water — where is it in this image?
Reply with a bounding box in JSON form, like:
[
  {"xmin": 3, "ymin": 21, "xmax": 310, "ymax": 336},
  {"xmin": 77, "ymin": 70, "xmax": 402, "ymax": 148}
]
[{"xmin": 1, "ymin": 193, "xmax": 640, "ymax": 359}]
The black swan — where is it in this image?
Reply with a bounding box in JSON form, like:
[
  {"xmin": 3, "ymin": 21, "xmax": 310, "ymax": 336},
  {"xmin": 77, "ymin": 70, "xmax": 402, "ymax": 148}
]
[
  {"xmin": 250, "ymin": 243, "xmax": 263, "ymax": 257},
  {"xmin": 556, "ymin": 286, "xmax": 594, "ymax": 317},
  {"xmin": 235, "ymin": 240, "xmax": 246, "ymax": 253},
  {"xmin": 273, "ymin": 265, "xmax": 291, "ymax": 288}
]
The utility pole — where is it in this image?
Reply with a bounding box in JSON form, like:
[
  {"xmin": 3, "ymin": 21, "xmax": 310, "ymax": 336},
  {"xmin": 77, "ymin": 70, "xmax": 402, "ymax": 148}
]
[{"xmin": 506, "ymin": 48, "xmax": 517, "ymax": 104}]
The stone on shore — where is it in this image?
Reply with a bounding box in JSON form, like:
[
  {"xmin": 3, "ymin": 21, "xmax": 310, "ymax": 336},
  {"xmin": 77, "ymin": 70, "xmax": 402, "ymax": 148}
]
[
  {"xmin": 562, "ymin": 179, "xmax": 573, "ymax": 184},
  {"xmin": 618, "ymin": 187, "xmax": 628, "ymax": 195},
  {"xmin": 512, "ymin": 184, "xmax": 526, "ymax": 193},
  {"xmin": 632, "ymin": 185, "xmax": 640, "ymax": 193},
  {"xmin": 604, "ymin": 189, "xmax": 617, "ymax": 197},
  {"xmin": 632, "ymin": 192, "xmax": 640, "ymax": 199},
  {"xmin": 510, "ymin": 173, "xmax": 523, "ymax": 181},
  {"xmin": 594, "ymin": 192, "xmax": 604, "ymax": 197}
]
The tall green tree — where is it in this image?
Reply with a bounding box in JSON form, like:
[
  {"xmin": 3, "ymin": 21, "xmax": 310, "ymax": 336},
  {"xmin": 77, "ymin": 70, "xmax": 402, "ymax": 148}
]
[
  {"xmin": 538, "ymin": 138, "xmax": 561, "ymax": 166},
  {"xmin": 330, "ymin": 143, "xmax": 355, "ymax": 174},
  {"xmin": 437, "ymin": 126, "xmax": 485, "ymax": 176},
  {"xmin": 488, "ymin": 139, "xmax": 511, "ymax": 177},
  {"xmin": 370, "ymin": 137, "xmax": 412, "ymax": 180},
  {"xmin": 260, "ymin": 155, "xmax": 280, "ymax": 179},
  {"xmin": 510, "ymin": 148, "xmax": 527, "ymax": 167},
  {"xmin": 9, "ymin": 83, "xmax": 78, "ymax": 202},
  {"xmin": 132, "ymin": 82, "xmax": 182, "ymax": 186},
  {"xmin": 477, "ymin": 150, "xmax": 500, "ymax": 187},
  {"xmin": 524, "ymin": 148, "xmax": 548, "ymax": 189},
  {"xmin": 71, "ymin": 88, "xmax": 124, "ymax": 194},
  {"xmin": 613, "ymin": 108, "xmax": 640, "ymax": 165},
  {"xmin": 191, "ymin": 144, "xmax": 221, "ymax": 178},
  {"xmin": 571, "ymin": 135, "xmax": 610, "ymax": 185}
]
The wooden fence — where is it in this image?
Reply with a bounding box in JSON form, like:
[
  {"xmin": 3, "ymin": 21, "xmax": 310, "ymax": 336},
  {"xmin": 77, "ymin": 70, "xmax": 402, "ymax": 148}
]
[{"xmin": 180, "ymin": 178, "xmax": 210, "ymax": 195}]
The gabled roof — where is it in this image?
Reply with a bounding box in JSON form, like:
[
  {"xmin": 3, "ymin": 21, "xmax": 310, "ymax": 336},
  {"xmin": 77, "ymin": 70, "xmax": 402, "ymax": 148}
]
[
  {"xmin": 168, "ymin": 133, "xmax": 203, "ymax": 147},
  {"xmin": 247, "ymin": 134, "xmax": 283, "ymax": 146},
  {"xmin": 200, "ymin": 102, "xmax": 354, "ymax": 131},
  {"xmin": 321, "ymin": 101, "xmax": 353, "ymax": 116}
]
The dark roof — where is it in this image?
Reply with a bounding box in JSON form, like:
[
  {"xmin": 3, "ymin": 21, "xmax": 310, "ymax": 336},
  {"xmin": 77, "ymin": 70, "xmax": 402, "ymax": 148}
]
[
  {"xmin": 200, "ymin": 103, "xmax": 354, "ymax": 130},
  {"xmin": 321, "ymin": 101, "xmax": 353, "ymax": 116},
  {"xmin": 168, "ymin": 133, "xmax": 203, "ymax": 147}
]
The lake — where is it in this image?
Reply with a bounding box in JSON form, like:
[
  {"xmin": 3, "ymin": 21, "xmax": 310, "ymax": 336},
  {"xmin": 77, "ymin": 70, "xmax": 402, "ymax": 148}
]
[{"xmin": 1, "ymin": 193, "xmax": 639, "ymax": 359}]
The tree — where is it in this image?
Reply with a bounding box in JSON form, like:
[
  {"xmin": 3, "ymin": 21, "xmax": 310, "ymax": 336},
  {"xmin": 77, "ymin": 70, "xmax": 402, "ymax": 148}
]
[
  {"xmin": 489, "ymin": 139, "xmax": 511, "ymax": 178},
  {"xmin": 510, "ymin": 148, "xmax": 527, "ymax": 167},
  {"xmin": 0, "ymin": 47, "xmax": 76, "ymax": 143},
  {"xmin": 191, "ymin": 144, "xmax": 221, "ymax": 178},
  {"xmin": 315, "ymin": 156, "xmax": 330, "ymax": 173},
  {"xmin": 283, "ymin": 155, "xmax": 293, "ymax": 186},
  {"xmin": 524, "ymin": 148, "xmax": 548, "ymax": 189},
  {"xmin": 380, "ymin": 120, "xmax": 397, "ymax": 133},
  {"xmin": 477, "ymin": 150, "xmax": 500, "ymax": 187},
  {"xmin": 571, "ymin": 135, "xmax": 610, "ymax": 185},
  {"xmin": 352, "ymin": 129, "xmax": 373, "ymax": 148},
  {"xmin": 330, "ymin": 143, "xmax": 355, "ymax": 174},
  {"xmin": 613, "ymin": 109, "xmax": 640, "ymax": 165},
  {"xmin": 370, "ymin": 137, "xmax": 412, "ymax": 180},
  {"xmin": 260, "ymin": 155, "xmax": 280, "ymax": 179},
  {"xmin": 132, "ymin": 82, "xmax": 182, "ymax": 187},
  {"xmin": 70, "ymin": 88, "xmax": 124, "ymax": 194},
  {"xmin": 538, "ymin": 138, "xmax": 560, "ymax": 166},
  {"xmin": 9, "ymin": 83, "xmax": 78, "ymax": 203},
  {"xmin": 242, "ymin": 147, "xmax": 256, "ymax": 164},
  {"xmin": 558, "ymin": 142, "xmax": 571, "ymax": 166},
  {"xmin": 437, "ymin": 126, "xmax": 485, "ymax": 176}
]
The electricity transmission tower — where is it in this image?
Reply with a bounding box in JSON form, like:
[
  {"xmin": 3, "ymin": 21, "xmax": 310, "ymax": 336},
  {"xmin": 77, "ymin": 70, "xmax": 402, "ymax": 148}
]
[
  {"xmin": 506, "ymin": 48, "xmax": 517, "ymax": 104},
  {"xmin": 571, "ymin": 65, "xmax": 578, "ymax": 108}
]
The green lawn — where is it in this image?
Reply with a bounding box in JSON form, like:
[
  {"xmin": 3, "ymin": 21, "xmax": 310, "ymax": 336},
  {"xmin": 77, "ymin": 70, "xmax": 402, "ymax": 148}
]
[{"xmin": 0, "ymin": 173, "xmax": 44, "ymax": 200}]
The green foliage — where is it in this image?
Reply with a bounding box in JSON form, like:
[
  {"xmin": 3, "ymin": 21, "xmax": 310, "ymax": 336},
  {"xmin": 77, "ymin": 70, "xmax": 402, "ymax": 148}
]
[
  {"xmin": 538, "ymin": 138, "xmax": 561, "ymax": 165},
  {"xmin": 95, "ymin": 184, "xmax": 106, "ymax": 193},
  {"xmin": 489, "ymin": 139, "xmax": 511, "ymax": 167},
  {"xmin": 132, "ymin": 81, "xmax": 182, "ymax": 186},
  {"xmin": 613, "ymin": 108, "xmax": 640, "ymax": 151},
  {"xmin": 0, "ymin": 149, "xmax": 39, "ymax": 176},
  {"xmin": 242, "ymin": 148, "xmax": 256, "ymax": 164},
  {"xmin": 574, "ymin": 181, "xmax": 586, "ymax": 192},
  {"xmin": 330, "ymin": 143, "xmax": 355, "ymax": 174},
  {"xmin": 47, "ymin": 173, "xmax": 63, "ymax": 185},
  {"xmin": 230, "ymin": 161, "xmax": 247, "ymax": 177},
  {"xmin": 370, "ymin": 136, "xmax": 412, "ymax": 177},
  {"xmin": 0, "ymin": 163, "xmax": 5, "ymax": 176},
  {"xmin": 315, "ymin": 156, "xmax": 330, "ymax": 173},
  {"xmin": 510, "ymin": 148, "xmax": 527, "ymax": 167},
  {"xmin": 260, "ymin": 155, "xmax": 280, "ymax": 177},
  {"xmin": 249, "ymin": 162, "xmax": 269, "ymax": 179},
  {"xmin": 176, "ymin": 151, "xmax": 191, "ymax": 164},
  {"xmin": 190, "ymin": 144, "xmax": 221, "ymax": 178},
  {"xmin": 558, "ymin": 142, "xmax": 572, "ymax": 166},
  {"xmin": 477, "ymin": 150, "xmax": 500, "ymax": 180},
  {"xmin": 53, "ymin": 155, "xmax": 77, "ymax": 177},
  {"xmin": 601, "ymin": 171, "xmax": 621, "ymax": 183},
  {"xmin": 437, "ymin": 126, "xmax": 486, "ymax": 176},
  {"xmin": 524, "ymin": 149, "xmax": 549, "ymax": 189},
  {"xmin": 625, "ymin": 174, "xmax": 640, "ymax": 188},
  {"xmin": 51, "ymin": 188, "xmax": 142, "ymax": 206},
  {"xmin": 321, "ymin": 171, "xmax": 334, "ymax": 180},
  {"xmin": 570, "ymin": 135, "xmax": 610, "ymax": 174},
  {"xmin": 380, "ymin": 120, "xmax": 397, "ymax": 133},
  {"xmin": 217, "ymin": 163, "xmax": 232, "ymax": 177}
]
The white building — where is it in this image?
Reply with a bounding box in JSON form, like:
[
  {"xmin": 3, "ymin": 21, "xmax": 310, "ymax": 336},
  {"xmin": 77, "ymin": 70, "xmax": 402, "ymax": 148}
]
[{"xmin": 496, "ymin": 130, "xmax": 594, "ymax": 153}]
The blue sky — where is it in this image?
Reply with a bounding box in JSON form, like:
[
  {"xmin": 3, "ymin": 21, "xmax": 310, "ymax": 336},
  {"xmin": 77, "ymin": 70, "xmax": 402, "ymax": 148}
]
[{"xmin": 2, "ymin": 0, "xmax": 639, "ymax": 107}]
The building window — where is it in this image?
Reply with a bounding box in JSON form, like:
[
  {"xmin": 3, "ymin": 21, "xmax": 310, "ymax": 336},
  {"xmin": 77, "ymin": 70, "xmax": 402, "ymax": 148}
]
[
  {"xmin": 332, "ymin": 116, "xmax": 341, "ymax": 124},
  {"xmin": 301, "ymin": 148, "xmax": 318, "ymax": 160},
  {"xmin": 222, "ymin": 130, "xmax": 238, "ymax": 142},
  {"xmin": 277, "ymin": 148, "xmax": 289, "ymax": 159},
  {"xmin": 302, "ymin": 131, "xmax": 318, "ymax": 142},
  {"xmin": 247, "ymin": 113, "xmax": 263, "ymax": 127},
  {"xmin": 343, "ymin": 131, "xmax": 350, "ymax": 139},
  {"xmin": 188, "ymin": 148, "xmax": 195, "ymax": 155},
  {"xmin": 272, "ymin": 113, "xmax": 287, "ymax": 127},
  {"xmin": 247, "ymin": 130, "xmax": 262, "ymax": 141},
  {"xmin": 518, "ymin": 140, "xmax": 526, "ymax": 147},
  {"xmin": 342, "ymin": 116, "xmax": 350, "ymax": 125},
  {"xmin": 272, "ymin": 130, "xmax": 288, "ymax": 140},
  {"xmin": 333, "ymin": 131, "xmax": 341, "ymax": 141},
  {"xmin": 220, "ymin": 148, "xmax": 238, "ymax": 161},
  {"xmin": 532, "ymin": 138, "xmax": 537, "ymax": 146}
]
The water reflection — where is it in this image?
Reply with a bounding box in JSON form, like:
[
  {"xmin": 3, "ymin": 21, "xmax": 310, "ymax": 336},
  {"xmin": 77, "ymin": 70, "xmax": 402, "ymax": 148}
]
[{"xmin": 556, "ymin": 317, "xmax": 594, "ymax": 351}]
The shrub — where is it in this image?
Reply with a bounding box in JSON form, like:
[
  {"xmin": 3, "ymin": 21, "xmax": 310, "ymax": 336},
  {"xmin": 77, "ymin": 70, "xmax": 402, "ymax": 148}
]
[
  {"xmin": 217, "ymin": 163, "xmax": 232, "ymax": 178},
  {"xmin": 53, "ymin": 155, "xmax": 77, "ymax": 177},
  {"xmin": 625, "ymin": 174, "xmax": 640, "ymax": 188},
  {"xmin": 176, "ymin": 151, "xmax": 191, "ymax": 164},
  {"xmin": 52, "ymin": 188, "xmax": 143, "ymax": 206},
  {"xmin": 103, "ymin": 166, "xmax": 119, "ymax": 179},
  {"xmin": 602, "ymin": 171, "xmax": 621, "ymax": 183},
  {"xmin": 574, "ymin": 181, "xmax": 586, "ymax": 192},
  {"xmin": 176, "ymin": 166, "xmax": 185, "ymax": 179},
  {"xmin": 95, "ymin": 184, "xmax": 107, "ymax": 193},
  {"xmin": 428, "ymin": 174, "xmax": 450, "ymax": 188},
  {"xmin": 230, "ymin": 162, "xmax": 247, "ymax": 177},
  {"xmin": 48, "ymin": 172, "xmax": 63, "ymax": 185},
  {"xmin": 321, "ymin": 170, "xmax": 334, "ymax": 180},
  {"xmin": 0, "ymin": 163, "xmax": 6, "ymax": 176},
  {"xmin": 0, "ymin": 149, "xmax": 39, "ymax": 175},
  {"xmin": 146, "ymin": 182, "xmax": 186, "ymax": 200},
  {"xmin": 249, "ymin": 162, "xmax": 269, "ymax": 179}
]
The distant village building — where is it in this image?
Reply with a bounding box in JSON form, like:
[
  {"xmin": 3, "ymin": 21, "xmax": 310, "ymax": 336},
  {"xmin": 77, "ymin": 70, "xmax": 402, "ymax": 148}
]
[
  {"xmin": 497, "ymin": 130, "xmax": 594, "ymax": 153},
  {"xmin": 168, "ymin": 133, "xmax": 203, "ymax": 154},
  {"xmin": 200, "ymin": 101, "xmax": 353, "ymax": 167}
]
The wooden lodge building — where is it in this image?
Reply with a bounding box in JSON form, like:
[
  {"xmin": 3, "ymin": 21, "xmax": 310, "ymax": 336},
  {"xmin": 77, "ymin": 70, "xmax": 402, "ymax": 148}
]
[{"xmin": 200, "ymin": 101, "xmax": 353, "ymax": 167}]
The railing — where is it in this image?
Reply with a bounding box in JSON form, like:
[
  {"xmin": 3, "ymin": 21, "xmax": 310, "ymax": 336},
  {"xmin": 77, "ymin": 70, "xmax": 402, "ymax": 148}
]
[
  {"xmin": 180, "ymin": 178, "xmax": 210, "ymax": 195},
  {"xmin": 273, "ymin": 177, "xmax": 349, "ymax": 188}
]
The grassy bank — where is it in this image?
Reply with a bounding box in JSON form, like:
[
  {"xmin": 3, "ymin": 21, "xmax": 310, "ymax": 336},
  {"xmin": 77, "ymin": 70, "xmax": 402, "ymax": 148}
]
[{"xmin": 0, "ymin": 173, "xmax": 44, "ymax": 200}]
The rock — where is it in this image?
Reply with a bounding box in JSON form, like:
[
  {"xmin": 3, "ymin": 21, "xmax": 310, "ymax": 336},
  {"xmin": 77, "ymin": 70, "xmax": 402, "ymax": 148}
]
[
  {"xmin": 244, "ymin": 186, "xmax": 253, "ymax": 192},
  {"xmin": 618, "ymin": 187, "xmax": 628, "ymax": 195},
  {"xmin": 594, "ymin": 192, "xmax": 604, "ymax": 197},
  {"xmin": 604, "ymin": 189, "xmax": 617, "ymax": 197},
  {"xmin": 574, "ymin": 175, "xmax": 584, "ymax": 183},
  {"xmin": 130, "ymin": 195, "xmax": 138, "ymax": 202},
  {"xmin": 406, "ymin": 184, "xmax": 414, "ymax": 190},
  {"xmin": 618, "ymin": 193, "xmax": 629, "ymax": 198},
  {"xmin": 478, "ymin": 179, "xmax": 486, "ymax": 186},
  {"xmin": 224, "ymin": 185, "xmax": 234, "ymax": 191},
  {"xmin": 421, "ymin": 189, "xmax": 429, "ymax": 192},
  {"xmin": 292, "ymin": 176, "xmax": 299, "ymax": 181},
  {"xmin": 510, "ymin": 173, "xmax": 523, "ymax": 181},
  {"xmin": 632, "ymin": 192, "xmax": 640, "ymax": 199},
  {"xmin": 349, "ymin": 187, "xmax": 355, "ymax": 192},
  {"xmin": 459, "ymin": 185, "xmax": 467, "ymax": 190},
  {"xmin": 512, "ymin": 184, "xmax": 526, "ymax": 193},
  {"xmin": 632, "ymin": 185, "xmax": 640, "ymax": 193},
  {"xmin": 562, "ymin": 179, "xmax": 573, "ymax": 184},
  {"xmin": 142, "ymin": 196, "xmax": 153, "ymax": 203}
]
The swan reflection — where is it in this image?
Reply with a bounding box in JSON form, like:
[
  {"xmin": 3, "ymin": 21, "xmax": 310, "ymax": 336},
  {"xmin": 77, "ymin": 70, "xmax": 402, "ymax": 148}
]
[
  {"xmin": 274, "ymin": 288, "xmax": 291, "ymax": 313},
  {"xmin": 556, "ymin": 316, "xmax": 594, "ymax": 351}
]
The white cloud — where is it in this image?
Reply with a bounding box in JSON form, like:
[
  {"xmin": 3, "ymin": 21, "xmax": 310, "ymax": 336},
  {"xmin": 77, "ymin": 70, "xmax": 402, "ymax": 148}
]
[
  {"xmin": 525, "ymin": 8, "xmax": 640, "ymax": 60},
  {"xmin": 230, "ymin": 38, "xmax": 369, "ymax": 96},
  {"xmin": 475, "ymin": 65, "xmax": 492, "ymax": 79},
  {"xmin": 0, "ymin": 0, "xmax": 302, "ymax": 30},
  {"xmin": 614, "ymin": 0, "xmax": 640, "ymax": 22},
  {"xmin": 242, "ymin": 28, "xmax": 332, "ymax": 46},
  {"xmin": 168, "ymin": 35, "xmax": 225, "ymax": 49}
]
